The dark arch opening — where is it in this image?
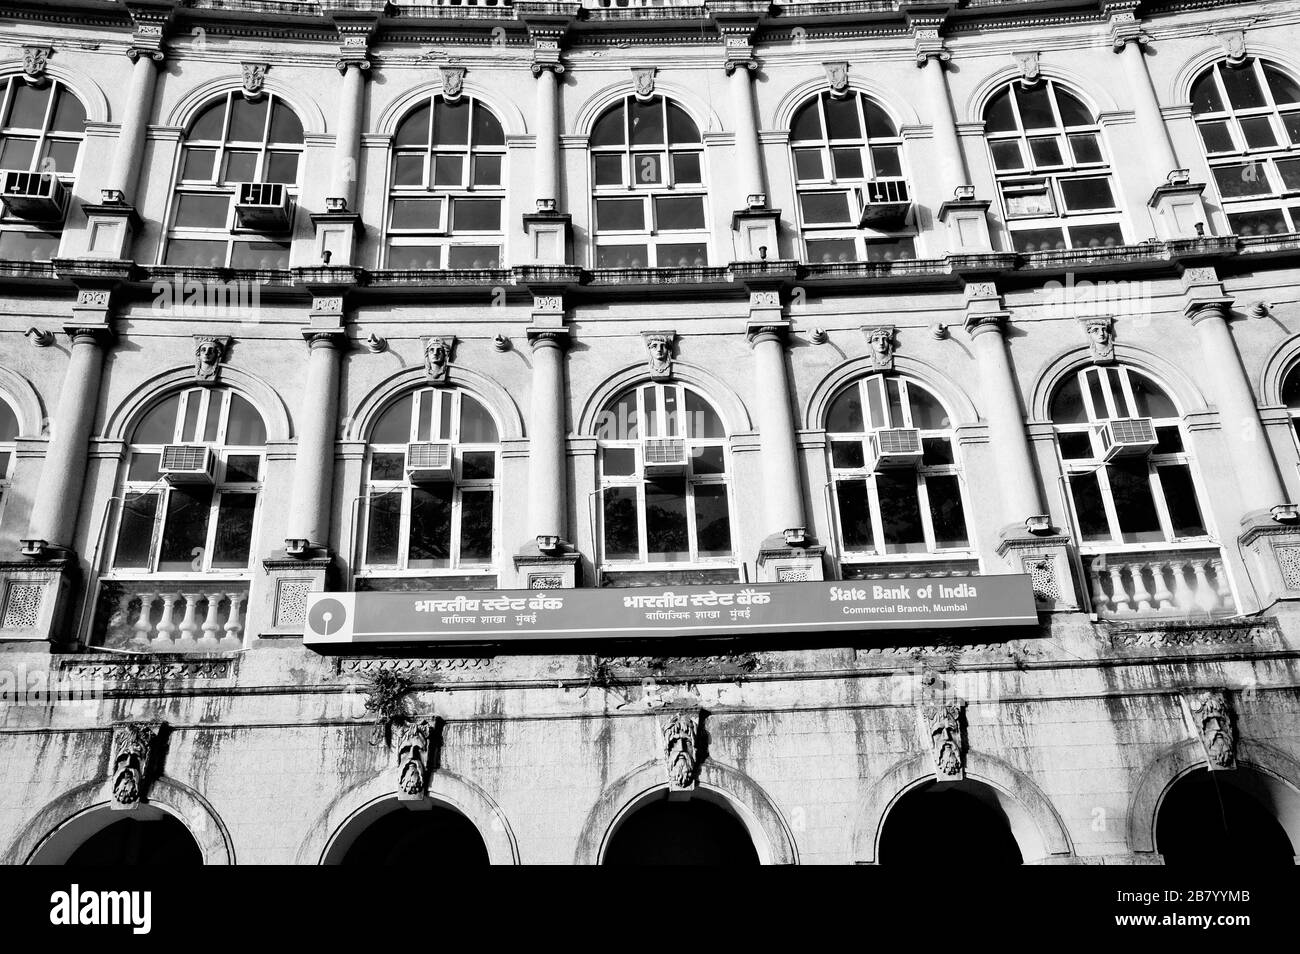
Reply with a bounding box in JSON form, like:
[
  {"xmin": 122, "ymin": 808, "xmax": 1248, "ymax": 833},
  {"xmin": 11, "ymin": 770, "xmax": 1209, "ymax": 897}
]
[
  {"xmin": 65, "ymin": 813, "xmax": 202, "ymax": 866},
  {"xmin": 1156, "ymin": 768, "xmax": 1296, "ymax": 866},
  {"xmin": 339, "ymin": 804, "xmax": 490, "ymax": 866},
  {"xmin": 879, "ymin": 781, "xmax": 1024, "ymax": 865},
  {"xmin": 603, "ymin": 794, "xmax": 760, "ymax": 866}
]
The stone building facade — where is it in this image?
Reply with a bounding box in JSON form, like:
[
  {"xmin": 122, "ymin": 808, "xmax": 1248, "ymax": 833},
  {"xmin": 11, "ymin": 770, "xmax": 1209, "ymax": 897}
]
[{"xmin": 0, "ymin": 0, "xmax": 1298, "ymax": 864}]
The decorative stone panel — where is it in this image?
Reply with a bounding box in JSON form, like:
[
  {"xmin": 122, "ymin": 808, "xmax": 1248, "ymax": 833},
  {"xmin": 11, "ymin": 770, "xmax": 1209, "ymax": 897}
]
[
  {"xmin": 275, "ymin": 578, "xmax": 314, "ymax": 627},
  {"xmin": 1, "ymin": 582, "xmax": 44, "ymax": 629}
]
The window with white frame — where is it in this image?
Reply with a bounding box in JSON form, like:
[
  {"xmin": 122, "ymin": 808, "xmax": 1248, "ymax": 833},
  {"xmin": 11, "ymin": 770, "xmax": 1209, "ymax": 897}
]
[
  {"xmin": 1281, "ymin": 363, "xmax": 1300, "ymax": 444},
  {"xmin": 111, "ymin": 388, "xmax": 267, "ymax": 573},
  {"xmin": 362, "ymin": 388, "xmax": 499, "ymax": 572},
  {"xmin": 984, "ymin": 81, "xmax": 1125, "ymax": 252},
  {"xmin": 590, "ymin": 96, "xmax": 708, "ymax": 268},
  {"xmin": 597, "ymin": 382, "xmax": 733, "ymax": 565},
  {"xmin": 1053, "ymin": 366, "xmax": 1208, "ymax": 546},
  {"xmin": 789, "ymin": 92, "xmax": 916, "ymax": 263},
  {"xmin": 1191, "ymin": 57, "xmax": 1300, "ymax": 236},
  {"xmin": 0, "ymin": 75, "xmax": 86, "ymax": 261},
  {"xmin": 826, "ymin": 375, "xmax": 970, "ymax": 557},
  {"xmin": 0, "ymin": 398, "xmax": 17, "ymax": 518},
  {"xmin": 387, "ymin": 96, "xmax": 506, "ymax": 269}
]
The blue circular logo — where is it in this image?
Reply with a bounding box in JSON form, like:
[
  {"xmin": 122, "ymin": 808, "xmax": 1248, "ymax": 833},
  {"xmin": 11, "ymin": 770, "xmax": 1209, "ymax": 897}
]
[{"xmin": 308, "ymin": 598, "xmax": 347, "ymax": 636}]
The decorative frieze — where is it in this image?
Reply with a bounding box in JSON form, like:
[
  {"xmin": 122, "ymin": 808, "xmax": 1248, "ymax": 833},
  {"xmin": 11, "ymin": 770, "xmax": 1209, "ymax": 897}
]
[
  {"xmin": 423, "ymin": 336, "xmax": 456, "ymax": 385},
  {"xmin": 337, "ymin": 657, "xmax": 493, "ymax": 677},
  {"xmin": 60, "ymin": 659, "xmax": 232, "ymax": 682},
  {"xmin": 108, "ymin": 723, "xmax": 164, "ymax": 810}
]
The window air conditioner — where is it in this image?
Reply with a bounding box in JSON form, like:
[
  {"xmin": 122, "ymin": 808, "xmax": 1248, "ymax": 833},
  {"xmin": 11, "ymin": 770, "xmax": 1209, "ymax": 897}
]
[
  {"xmin": 159, "ymin": 444, "xmax": 215, "ymax": 484},
  {"xmin": 856, "ymin": 179, "xmax": 911, "ymax": 229},
  {"xmin": 1, "ymin": 170, "xmax": 69, "ymax": 221},
  {"xmin": 866, "ymin": 428, "xmax": 924, "ymax": 470},
  {"xmin": 642, "ymin": 437, "xmax": 689, "ymax": 475},
  {"xmin": 1097, "ymin": 417, "xmax": 1157, "ymax": 460},
  {"xmin": 406, "ymin": 441, "xmax": 455, "ymax": 482},
  {"xmin": 234, "ymin": 182, "xmax": 294, "ymax": 231}
]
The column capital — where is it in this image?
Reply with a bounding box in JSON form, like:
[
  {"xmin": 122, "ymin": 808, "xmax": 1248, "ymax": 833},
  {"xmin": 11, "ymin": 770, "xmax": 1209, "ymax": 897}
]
[
  {"xmin": 64, "ymin": 324, "xmax": 116, "ymax": 347},
  {"xmin": 331, "ymin": 13, "xmax": 378, "ymax": 74},
  {"xmin": 1183, "ymin": 297, "xmax": 1235, "ymax": 325},
  {"xmin": 722, "ymin": 31, "xmax": 759, "ymax": 75},
  {"xmin": 912, "ymin": 30, "xmax": 952, "ymax": 68},
  {"xmin": 530, "ymin": 39, "xmax": 566, "ymax": 76},
  {"xmin": 963, "ymin": 312, "xmax": 1009, "ymax": 338},
  {"xmin": 746, "ymin": 321, "xmax": 791, "ymax": 346},
  {"xmin": 1106, "ymin": 9, "xmax": 1150, "ymax": 52},
  {"xmin": 303, "ymin": 330, "xmax": 347, "ymax": 349},
  {"xmin": 124, "ymin": 0, "xmax": 175, "ymax": 63},
  {"xmin": 526, "ymin": 326, "xmax": 571, "ymax": 351}
]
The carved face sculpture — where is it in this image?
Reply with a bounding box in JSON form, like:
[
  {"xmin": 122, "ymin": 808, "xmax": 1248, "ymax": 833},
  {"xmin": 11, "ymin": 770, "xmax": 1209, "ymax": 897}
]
[
  {"xmin": 867, "ymin": 328, "xmax": 894, "ymax": 370},
  {"xmin": 194, "ymin": 339, "xmax": 222, "ymax": 380},
  {"xmin": 425, "ymin": 338, "xmax": 451, "ymax": 382},
  {"xmin": 396, "ymin": 722, "xmax": 430, "ymax": 795},
  {"xmin": 1086, "ymin": 320, "xmax": 1114, "ymax": 362},
  {"xmin": 928, "ymin": 707, "xmax": 963, "ymax": 778},
  {"xmin": 646, "ymin": 334, "xmax": 672, "ymax": 375},
  {"xmin": 663, "ymin": 713, "xmax": 697, "ymax": 789},
  {"xmin": 1196, "ymin": 697, "xmax": 1234, "ymax": 768}
]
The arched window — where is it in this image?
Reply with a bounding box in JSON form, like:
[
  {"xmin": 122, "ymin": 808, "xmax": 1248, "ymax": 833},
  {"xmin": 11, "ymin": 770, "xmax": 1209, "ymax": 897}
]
[
  {"xmin": 589, "ymin": 96, "xmax": 708, "ymax": 268},
  {"xmin": 983, "ymin": 81, "xmax": 1124, "ymax": 252},
  {"xmin": 0, "ymin": 397, "xmax": 18, "ymax": 514},
  {"xmin": 1191, "ymin": 57, "xmax": 1300, "ymax": 235},
  {"xmin": 0, "ymin": 76, "xmax": 86, "ymax": 261},
  {"xmin": 163, "ymin": 91, "xmax": 304, "ymax": 267},
  {"xmin": 1280, "ymin": 362, "xmax": 1300, "ymax": 444},
  {"xmin": 111, "ymin": 387, "xmax": 267, "ymax": 573},
  {"xmin": 825, "ymin": 375, "xmax": 969, "ymax": 559},
  {"xmin": 789, "ymin": 92, "xmax": 915, "ymax": 263},
  {"xmin": 361, "ymin": 388, "xmax": 499, "ymax": 573},
  {"xmin": 596, "ymin": 382, "xmax": 732, "ymax": 566},
  {"xmin": 387, "ymin": 96, "xmax": 505, "ymax": 269},
  {"xmin": 1052, "ymin": 366, "xmax": 1205, "ymax": 545}
]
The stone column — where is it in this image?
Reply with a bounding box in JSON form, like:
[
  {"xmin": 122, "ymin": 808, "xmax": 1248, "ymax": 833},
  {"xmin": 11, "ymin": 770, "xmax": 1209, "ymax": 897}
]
[
  {"xmin": 727, "ymin": 58, "xmax": 765, "ymax": 203},
  {"xmin": 285, "ymin": 334, "xmax": 343, "ymax": 549},
  {"xmin": 25, "ymin": 328, "xmax": 109, "ymax": 551},
  {"xmin": 526, "ymin": 329, "xmax": 569, "ymax": 544},
  {"xmin": 330, "ymin": 61, "xmax": 367, "ymax": 210},
  {"xmin": 1112, "ymin": 26, "xmax": 1179, "ymax": 177},
  {"xmin": 534, "ymin": 66, "xmax": 560, "ymax": 210},
  {"xmin": 747, "ymin": 323, "xmax": 804, "ymax": 535},
  {"xmin": 917, "ymin": 49, "xmax": 968, "ymax": 195},
  {"xmin": 106, "ymin": 49, "xmax": 163, "ymax": 203}
]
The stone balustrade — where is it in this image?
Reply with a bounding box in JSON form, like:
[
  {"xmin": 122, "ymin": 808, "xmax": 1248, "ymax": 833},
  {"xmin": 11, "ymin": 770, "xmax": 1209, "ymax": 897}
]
[
  {"xmin": 1084, "ymin": 550, "xmax": 1234, "ymax": 619},
  {"xmin": 94, "ymin": 581, "xmax": 249, "ymax": 652}
]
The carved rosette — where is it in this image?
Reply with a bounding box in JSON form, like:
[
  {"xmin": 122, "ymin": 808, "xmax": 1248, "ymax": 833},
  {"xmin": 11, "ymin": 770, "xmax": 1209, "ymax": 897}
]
[
  {"xmin": 423, "ymin": 336, "xmax": 456, "ymax": 384},
  {"xmin": 922, "ymin": 704, "xmax": 965, "ymax": 781},
  {"xmin": 109, "ymin": 723, "xmax": 164, "ymax": 810},
  {"xmin": 661, "ymin": 709, "xmax": 701, "ymax": 792},
  {"xmin": 395, "ymin": 718, "xmax": 439, "ymax": 800},
  {"xmin": 1187, "ymin": 690, "xmax": 1236, "ymax": 771}
]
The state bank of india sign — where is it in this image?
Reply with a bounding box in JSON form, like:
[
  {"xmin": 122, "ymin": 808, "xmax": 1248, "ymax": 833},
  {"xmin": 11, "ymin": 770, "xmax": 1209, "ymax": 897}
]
[{"xmin": 303, "ymin": 575, "xmax": 1039, "ymax": 650}]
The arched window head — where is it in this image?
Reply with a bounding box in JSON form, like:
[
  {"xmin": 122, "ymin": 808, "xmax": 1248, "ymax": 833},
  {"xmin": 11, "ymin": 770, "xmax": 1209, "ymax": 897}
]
[
  {"xmin": 825, "ymin": 375, "xmax": 969, "ymax": 558},
  {"xmin": 789, "ymin": 92, "xmax": 915, "ymax": 264},
  {"xmin": 983, "ymin": 81, "xmax": 1124, "ymax": 252},
  {"xmin": 362, "ymin": 388, "xmax": 500, "ymax": 573},
  {"xmin": 388, "ymin": 96, "xmax": 505, "ymax": 269},
  {"xmin": 0, "ymin": 396, "xmax": 18, "ymax": 510},
  {"xmin": 0, "ymin": 76, "xmax": 86, "ymax": 262},
  {"xmin": 163, "ymin": 92, "xmax": 304, "ymax": 268},
  {"xmin": 1191, "ymin": 58, "xmax": 1300, "ymax": 235},
  {"xmin": 590, "ymin": 96, "xmax": 708, "ymax": 268},
  {"xmin": 597, "ymin": 381, "xmax": 732, "ymax": 566}
]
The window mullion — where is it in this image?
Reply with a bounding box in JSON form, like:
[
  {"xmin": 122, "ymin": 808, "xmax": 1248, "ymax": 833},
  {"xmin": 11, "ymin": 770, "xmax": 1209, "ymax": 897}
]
[
  {"xmin": 636, "ymin": 480, "xmax": 649, "ymax": 563},
  {"xmin": 867, "ymin": 476, "xmax": 885, "ymax": 555},
  {"xmin": 1096, "ymin": 465, "xmax": 1124, "ymax": 541},
  {"xmin": 685, "ymin": 479, "xmax": 700, "ymax": 562}
]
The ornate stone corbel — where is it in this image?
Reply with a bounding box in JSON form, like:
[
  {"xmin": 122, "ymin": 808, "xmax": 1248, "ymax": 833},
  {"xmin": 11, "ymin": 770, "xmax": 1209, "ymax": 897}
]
[
  {"xmin": 109, "ymin": 723, "xmax": 165, "ymax": 810},
  {"xmin": 1107, "ymin": 10, "xmax": 1149, "ymax": 52},
  {"xmin": 1013, "ymin": 51, "xmax": 1041, "ymax": 87},
  {"xmin": 921, "ymin": 703, "xmax": 965, "ymax": 781},
  {"xmin": 1081, "ymin": 316, "xmax": 1115, "ymax": 364},
  {"xmin": 912, "ymin": 30, "xmax": 951, "ymax": 67},
  {"xmin": 1186, "ymin": 690, "xmax": 1236, "ymax": 770},
  {"xmin": 531, "ymin": 38, "xmax": 565, "ymax": 76},
  {"xmin": 125, "ymin": 4, "xmax": 171, "ymax": 64},
  {"xmin": 441, "ymin": 65, "xmax": 466, "ymax": 103},
  {"xmin": 22, "ymin": 46, "xmax": 52, "ymax": 86},
  {"xmin": 862, "ymin": 325, "xmax": 896, "ymax": 373},
  {"xmin": 823, "ymin": 61, "xmax": 850, "ymax": 98},
  {"xmin": 193, "ymin": 335, "xmax": 229, "ymax": 381},
  {"xmin": 423, "ymin": 336, "xmax": 456, "ymax": 384},
  {"xmin": 395, "ymin": 718, "xmax": 440, "ymax": 800},
  {"xmin": 723, "ymin": 34, "xmax": 758, "ymax": 75},
  {"xmin": 1215, "ymin": 29, "xmax": 1248, "ymax": 68},
  {"xmin": 334, "ymin": 19, "xmax": 375, "ymax": 74},
  {"xmin": 241, "ymin": 62, "xmax": 268, "ymax": 100},
  {"xmin": 661, "ymin": 709, "xmax": 702, "ymax": 792},
  {"xmin": 642, "ymin": 330, "xmax": 676, "ymax": 381},
  {"xmin": 632, "ymin": 66, "xmax": 656, "ymax": 102}
]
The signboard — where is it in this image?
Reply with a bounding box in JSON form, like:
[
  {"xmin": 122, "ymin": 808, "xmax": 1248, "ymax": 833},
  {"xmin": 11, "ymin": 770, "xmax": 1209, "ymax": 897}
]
[{"xmin": 303, "ymin": 575, "xmax": 1039, "ymax": 651}]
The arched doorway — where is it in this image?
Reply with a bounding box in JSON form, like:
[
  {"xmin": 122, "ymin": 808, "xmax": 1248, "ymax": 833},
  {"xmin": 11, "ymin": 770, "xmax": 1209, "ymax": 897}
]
[
  {"xmin": 879, "ymin": 780, "xmax": 1023, "ymax": 865},
  {"xmin": 603, "ymin": 793, "xmax": 760, "ymax": 866},
  {"xmin": 28, "ymin": 804, "xmax": 203, "ymax": 865},
  {"xmin": 326, "ymin": 800, "xmax": 490, "ymax": 866},
  {"xmin": 1156, "ymin": 768, "xmax": 1298, "ymax": 865}
]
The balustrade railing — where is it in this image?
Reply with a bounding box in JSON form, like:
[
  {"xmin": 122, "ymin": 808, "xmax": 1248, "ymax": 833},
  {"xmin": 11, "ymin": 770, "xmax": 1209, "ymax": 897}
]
[
  {"xmin": 1084, "ymin": 550, "xmax": 1233, "ymax": 619},
  {"xmin": 583, "ymin": 0, "xmax": 699, "ymax": 7},
  {"xmin": 94, "ymin": 581, "xmax": 249, "ymax": 652}
]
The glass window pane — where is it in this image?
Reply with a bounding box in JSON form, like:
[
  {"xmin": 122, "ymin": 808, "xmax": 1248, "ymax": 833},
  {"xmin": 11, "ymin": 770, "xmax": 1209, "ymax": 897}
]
[
  {"xmin": 1060, "ymin": 176, "xmax": 1115, "ymax": 211},
  {"xmin": 823, "ymin": 96, "xmax": 861, "ymax": 139},
  {"xmin": 1068, "ymin": 223, "xmax": 1124, "ymax": 248},
  {"xmin": 926, "ymin": 474, "xmax": 969, "ymax": 548},
  {"xmin": 655, "ymin": 195, "xmax": 705, "ymax": 230},
  {"xmin": 394, "ymin": 154, "xmax": 424, "ymax": 186},
  {"xmin": 461, "ymin": 451, "xmax": 495, "ymax": 480},
  {"xmin": 832, "ymin": 440, "xmax": 865, "ymax": 469},
  {"xmin": 1108, "ymin": 459, "xmax": 1163, "ymax": 544},
  {"xmin": 1239, "ymin": 116, "xmax": 1279, "ymax": 149},
  {"xmin": 1229, "ymin": 208, "xmax": 1289, "ymax": 236},
  {"xmin": 268, "ymin": 101, "xmax": 303, "ymax": 144},
  {"xmin": 1055, "ymin": 89, "xmax": 1094, "ymax": 127},
  {"xmin": 1003, "ymin": 180, "xmax": 1055, "ymax": 216},
  {"xmin": 114, "ymin": 492, "xmax": 159, "ymax": 568},
  {"xmin": 1153, "ymin": 426, "xmax": 1183, "ymax": 455},
  {"xmin": 826, "ymin": 386, "xmax": 863, "ymax": 432},
  {"xmin": 603, "ymin": 446, "xmax": 636, "ymax": 476},
  {"xmin": 591, "ymin": 105, "xmax": 625, "ymax": 147},
  {"xmin": 1221, "ymin": 64, "xmax": 1267, "ymax": 110},
  {"xmin": 595, "ymin": 245, "xmax": 648, "ymax": 268},
  {"xmin": 694, "ymin": 485, "xmax": 732, "ymax": 558},
  {"xmin": 387, "ymin": 244, "xmax": 440, "ymax": 269},
  {"xmin": 0, "ymin": 137, "xmax": 36, "ymax": 169},
  {"xmin": 5, "ymin": 83, "xmax": 48, "ymax": 129},
  {"xmin": 459, "ymin": 395, "xmax": 497, "ymax": 443},
  {"xmin": 42, "ymin": 139, "xmax": 78, "ymax": 175},
  {"xmin": 228, "ymin": 96, "xmax": 268, "ymax": 142},
  {"xmin": 225, "ymin": 394, "xmax": 266, "ymax": 446},
  {"xmin": 630, "ymin": 98, "xmax": 664, "ymax": 146},
  {"xmin": 1277, "ymin": 158, "xmax": 1300, "ymax": 192},
  {"xmin": 1068, "ymin": 132, "xmax": 1103, "ymax": 164},
  {"xmin": 1264, "ymin": 64, "xmax": 1300, "ymax": 104},
  {"xmin": 222, "ymin": 150, "xmax": 257, "ymax": 182},
  {"xmin": 134, "ymin": 394, "xmax": 179, "ymax": 444},
  {"xmin": 805, "ymin": 238, "xmax": 856, "ymax": 263},
  {"xmin": 671, "ymin": 152, "xmax": 701, "ymax": 184},
  {"xmin": 395, "ymin": 103, "xmax": 430, "ymax": 147},
  {"xmin": 1011, "ymin": 227, "xmax": 1066, "ymax": 253},
  {"xmin": 224, "ymin": 454, "xmax": 260, "ymax": 483},
  {"xmin": 1158, "ymin": 463, "xmax": 1206, "ymax": 537},
  {"xmin": 181, "ymin": 148, "xmax": 216, "ymax": 181},
  {"xmin": 835, "ymin": 479, "xmax": 873, "ymax": 551},
  {"xmin": 596, "ymin": 198, "xmax": 645, "ymax": 231},
  {"xmin": 692, "ymin": 445, "xmax": 726, "ymax": 475},
  {"xmin": 128, "ymin": 452, "xmax": 161, "ymax": 481},
  {"xmin": 408, "ymin": 484, "xmax": 452, "ymax": 568},
  {"xmin": 832, "ymin": 147, "xmax": 864, "ymax": 179},
  {"xmin": 603, "ymin": 485, "xmax": 639, "ymax": 559},
  {"xmin": 263, "ymin": 151, "xmax": 298, "ymax": 184},
  {"xmin": 877, "ymin": 470, "xmax": 926, "ymax": 553},
  {"xmin": 656, "ymin": 243, "xmax": 707, "ymax": 267},
  {"xmin": 450, "ymin": 198, "xmax": 500, "ymax": 231},
  {"xmin": 645, "ymin": 478, "xmax": 688, "ymax": 562},
  {"xmin": 921, "ymin": 437, "xmax": 954, "ymax": 466},
  {"xmin": 632, "ymin": 153, "xmax": 662, "ymax": 185},
  {"xmin": 391, "ymin": 198, "xmax": 443, "ymax": 230},
  {"xmin": 1070, "ymin": 470, "xmax": 1111, "ymax": 542},
  {"xmin": 163, "ymin": 239, "xmax": 227, "ymax": 267},
  {"xmin": 459, "ymin": 490, "xmax": 494, "ymax": 562},
  {"xmin": 211, "ymin": 492, "xmax": 256, "ymax": 567},
  {"xmin": 990, "ymin": 140, "xmax": 1025, "ymax": 171},
  {"xmin": 794, "ymin": 149, "xmax": 824, "ymax": 181},
  {"xmin": 683, "ymin": 390, "xmax": 722, "ymax": 439},
  {"xmin": 666, "ymin": 102, "xmax": 699, "ymax": 144},
  {"xmin": 188, "ymin": 98, "xmax": 227, "ymax": 140},
  {"xmin": 1029, "ymin": 136, "xmax": 1064, "ymax": 166},
  {"xmin": 791, "ymin": 99, "xmax": 824, "ymax": 141},
  {"xmin": 472, "ymin": 105, "xmax": 504, "ymax": 146},
  {"xmin": 907, "ymin": 385, "xmax": 948, "ymax": 430},
  {"xmin": 799, "ymin": 192, "xmax": 853, "ymax": 225},
  {"xmin": 984, "ymin": 89, "xmax": 1018, "ymax": 133},
  {"xmin": 433, "ymin": 99, "xmax": 470, "ymax": 146},
  {"xmin": 446, "ymin": 245, "xmax": 499, "ymax": 269},
  {"xmin": 593, "ymin": 153, "xmax": 623, "ymax": 187},
  {"xmin": 174, "ymin": 193, "xmax": 229, "ymax": 229},
  {"xmin": 472, "ymin": 154, "xmax": 502, "ymax": 186},
  {"xmin": 1191, "ymin": 71, "xmax": 1225, "ymax": 114},
  {"xmin": 1129, "ymin": 373, "xmax": 1177, "ymax": 418},
  {"xmin": 229, "ymin": 242, "xmax": 288, "ymax": 269},
  {"xmin": 50, "ymin": 88, "xmax": 86, "ymax": 133},
  {"xmin": 434, "ymin": 154, "xmax": 463, "ymax": 186},
  {"xmin": 1016, "ymin": 84, "xmax": 1057, "ymax": 129},
  {"xmin": 370, "ymin": 452, "xmax": 405, "ymax": 481},
  {"xmin": 1197, "ymin": 121, "xmax": 1235, "ymax": 154},
  {"xmin": 1058, "ymin": 431, "xmax": 1094, "ymax": 460},
  {"xmin": 158, "ymin": 486, "xmax": 213, "ymax": 571},
  {"xmin": 364, "ymin": 491, "xmax": 402, "ymax": 565},
  {"xmin": 863, "ymin": 99, "xmax": 895, "ymax": 139},
  {"xmin": 870, "ymin": 145, "xmax": 901, "ymax": 178}
]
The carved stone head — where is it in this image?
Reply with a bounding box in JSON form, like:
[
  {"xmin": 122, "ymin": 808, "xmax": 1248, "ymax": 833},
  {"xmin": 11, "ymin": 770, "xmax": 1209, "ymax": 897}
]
[
  {"xmin": 396, "ymin": 720, "xmax": 433, "ymax": 798},
  {"xmin": 193, "ymin": 336, "xmax": 227, "ymax": 381},
  {"xmin": 642, "ymin": 331, "xmax": 675, "ymax": 380},
  {"xmin": 423, "ymin": 336, "xmax": 456, "ymax": 384},
  {"xmin": 1082, "ymin": 316, "xmax": 1114, "ymax": 364},
  {"xmin": 1191, "ymin": 691, "xmax": 1235, "ymax": 770},
  {"xmin": 1013, "ymin": 51, "xmax": 1041, "ymax": 87},
  {"xmin": 925, "ymin": 704, "xmax": 964, "ymax": 780},
  {"xmin": 662, "ymin": 710, "xmax": 699, "ymax": 791},
  {"xmin": 241, "ymin": 62, "xmax": 268, "ymax": 100},
  {"xmin": 110, "ymin": 723, "xmax": 161, "ymax": 809},
  {"xmin": 863, "ymin": 325, "xmax": 896, "ymax": 372},
  {"xmin": 22, "ymin": 46, "xmax": 51, "ymax": 86},
  {"xmin": 824, "ymin": 61, "xmax": 850, "ymax": 98}
]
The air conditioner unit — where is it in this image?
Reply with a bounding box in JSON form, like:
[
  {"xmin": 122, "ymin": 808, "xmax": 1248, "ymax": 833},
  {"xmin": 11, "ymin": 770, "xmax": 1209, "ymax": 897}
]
[
  {"xmin": 856, "ymin": 180, "xmax": 912, "ymax": 228},
  {"xmin": 234, "ymin": 182, "xmax": 294, "ymax": 231},
  {"xmin": 642, "ymin": 437, "xmax": 689, "ymax": 475},
  {"xmin": 1, "ymin": 170, "xmax": 69, "ymax": 221},
  {"xmin": 159, "ymin": 444, "xmax": 215, "ymax": 484},
  {"xmin": 866, "ymin": 428, "xmax": 924, "ymax": 470},
  {"xmin": 406, "ymin": 441, "xmax": 455, "ymax": 482},
  {"xmin": 1097, "ymin": 417, "xmax": 1157, "ymax": 460}
]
